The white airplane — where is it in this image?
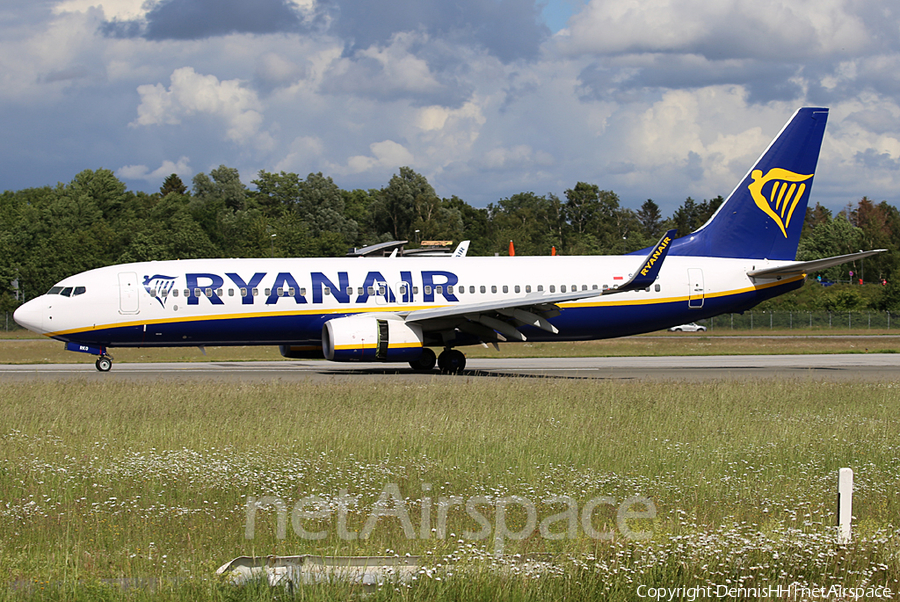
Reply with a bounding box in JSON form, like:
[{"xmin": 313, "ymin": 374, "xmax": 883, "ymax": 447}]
[{"xmin": 14, "ymin": 107, "xmax": 882, "ymax": 373}]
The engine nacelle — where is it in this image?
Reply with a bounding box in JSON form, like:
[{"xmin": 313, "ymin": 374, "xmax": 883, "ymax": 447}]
[{"xmin": 322, "ymin": 317, "xmax": 424, "ymax": 362}]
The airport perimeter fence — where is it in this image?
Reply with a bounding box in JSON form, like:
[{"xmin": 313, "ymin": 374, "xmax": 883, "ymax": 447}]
[{"xmin": 703, "ymin": 311, "xmax": 898, "ymax": 331}]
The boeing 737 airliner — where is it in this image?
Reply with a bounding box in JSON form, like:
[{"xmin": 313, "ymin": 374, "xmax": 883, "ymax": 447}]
[{"xmin": 14, "ymin": 107, "xmax": 883, "ymax": 372}]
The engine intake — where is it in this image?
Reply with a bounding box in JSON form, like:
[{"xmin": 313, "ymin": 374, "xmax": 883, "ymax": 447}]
[{"xmin": 323, "ymin": 317, "xmax": 424, "ymax": 362}]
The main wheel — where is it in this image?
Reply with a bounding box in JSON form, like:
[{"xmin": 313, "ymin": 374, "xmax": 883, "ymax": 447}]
[
  {"xmin": 409, "ymin": 348, "xmax": 437, "ymax": 371},
  {"xmin": 95, "ymin": 356, "xmax": 112, "ymax": 372},
  {"xmin": 438, "ymin": 349, "xmax": 466, "ymax": 374}
]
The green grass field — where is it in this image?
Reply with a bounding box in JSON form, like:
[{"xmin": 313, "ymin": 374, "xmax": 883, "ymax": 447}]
[{"xmin": 0, "ymin": 378, "xmax": 898, "ymax": 600}]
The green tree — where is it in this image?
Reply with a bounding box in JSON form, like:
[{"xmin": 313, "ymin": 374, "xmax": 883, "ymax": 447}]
[
  {"xmin": 373, "ymin": 167, "xmax": 437, "ymax": 241},
  {"xmin": 160, "ymin": 173, "xmax": 188, "ymax": 197}
]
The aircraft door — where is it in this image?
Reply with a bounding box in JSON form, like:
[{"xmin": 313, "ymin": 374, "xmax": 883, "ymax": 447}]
[
  {"xmin": 688, "ymin": 268, "xmax": 704, "ymax": 309},
  {"xmin": 118, "ymin": 272, "xmax": 140, "ymax": 315}
]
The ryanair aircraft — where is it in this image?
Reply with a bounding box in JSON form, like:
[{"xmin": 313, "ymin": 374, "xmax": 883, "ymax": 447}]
[{"xmin": 14, "ymin": 107, "xmax": 882, "ymax": 373}]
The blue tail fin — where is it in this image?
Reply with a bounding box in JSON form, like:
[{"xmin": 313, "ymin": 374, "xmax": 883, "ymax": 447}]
[{"xmin": 669, "ymin": 107, "xmax": 828, "ymax": 260}]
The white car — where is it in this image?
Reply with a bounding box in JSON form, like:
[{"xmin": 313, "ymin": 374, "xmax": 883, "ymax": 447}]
[{"xmin": 668, "ymin": 322, "xmax": 707, "ymax": 332}]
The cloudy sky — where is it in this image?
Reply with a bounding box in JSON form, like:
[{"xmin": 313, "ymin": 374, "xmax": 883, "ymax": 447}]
[{"xmin": 2, "ymin": 0, "xmax": 900, "ymax": 215}]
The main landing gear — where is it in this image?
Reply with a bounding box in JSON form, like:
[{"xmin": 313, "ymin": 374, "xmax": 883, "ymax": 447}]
[
  {"xmin": 408, "ymin": 348, "xmax": 467, "ymax": 374},
  {"xmin": 95, "ymin": 355, "xmax": 113, "ymax": 372}
]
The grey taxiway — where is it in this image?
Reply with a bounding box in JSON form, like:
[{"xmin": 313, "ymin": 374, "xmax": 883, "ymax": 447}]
[{"xmin": 1, "ymin": 354, "xmax": 898, "ymax": 382}]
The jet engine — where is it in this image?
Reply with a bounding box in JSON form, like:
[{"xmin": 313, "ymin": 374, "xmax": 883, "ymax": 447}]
[{"xmin": 322, "ymin": 316, "xmax": 424, "ymax": 362}]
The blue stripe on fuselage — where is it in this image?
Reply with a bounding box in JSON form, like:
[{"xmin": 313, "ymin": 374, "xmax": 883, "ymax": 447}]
[{"xmin": 53, "ymin": 278, "xmax": 802, "ymax": 349}]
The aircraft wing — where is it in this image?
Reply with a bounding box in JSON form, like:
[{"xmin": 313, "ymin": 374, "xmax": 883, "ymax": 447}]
[
  {"xmin": 402, "ymin": 230, "xmax": 676, "ymax": 342},
  {"xmin": 747, "ymin": 249, "xmax": 886, "ymax": 278}
]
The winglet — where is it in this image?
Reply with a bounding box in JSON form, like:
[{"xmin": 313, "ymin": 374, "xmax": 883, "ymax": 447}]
[{"xmin": 605, "ymin": 229, "xmax": 676, "ymax": 294}]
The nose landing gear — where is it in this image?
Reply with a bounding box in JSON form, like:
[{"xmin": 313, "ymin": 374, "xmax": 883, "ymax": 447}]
[{"xmin": 63, "ymin": 342, "xmax": 113, "ymax": 371}]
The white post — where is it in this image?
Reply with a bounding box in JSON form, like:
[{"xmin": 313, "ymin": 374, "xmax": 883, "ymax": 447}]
[{"xmin": 837, "ymin": 468, "xmax": 853, "ymax": 544}]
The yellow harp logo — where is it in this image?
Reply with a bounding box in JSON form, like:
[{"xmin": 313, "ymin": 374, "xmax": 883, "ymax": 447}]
[{"xmin": 748, "ymin": 168, "xmax": 813, "ymax": 238}]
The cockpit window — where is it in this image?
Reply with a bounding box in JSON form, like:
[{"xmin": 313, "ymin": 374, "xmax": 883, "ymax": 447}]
[{"xmin": 46, "ymin": 285, "xmax": 87, "ymax": 296}]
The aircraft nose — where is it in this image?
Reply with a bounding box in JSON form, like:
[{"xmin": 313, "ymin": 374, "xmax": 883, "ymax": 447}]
[{"xmin": 13, "ymin": 298, "xmax": 44, "ymax": 334}]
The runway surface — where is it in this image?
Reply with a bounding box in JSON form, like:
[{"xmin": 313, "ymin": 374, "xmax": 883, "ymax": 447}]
[{"xmin": 2, "ymin": 354, "xmax": 899, "ymax": 381}]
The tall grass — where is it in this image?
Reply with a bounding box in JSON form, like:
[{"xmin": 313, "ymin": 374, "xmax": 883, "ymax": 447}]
[{"xmin": 1, "ymin": 379, "xmax": 898, "ymax": 600}]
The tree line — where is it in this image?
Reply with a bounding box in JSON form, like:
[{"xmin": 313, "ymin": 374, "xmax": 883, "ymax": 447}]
[{"xmin": 1, "ymin": 165, "xmax": 898, "ymax": 315}]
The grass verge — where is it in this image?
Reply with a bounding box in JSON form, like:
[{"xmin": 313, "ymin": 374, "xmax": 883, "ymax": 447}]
[{"xmin": 0, "ymin": 378, "xmax": 898, "ymax": 599}]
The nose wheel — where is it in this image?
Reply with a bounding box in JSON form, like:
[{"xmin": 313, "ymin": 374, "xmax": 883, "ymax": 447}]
[{"xmin": 95, "ymin": 356, "xmax": 113, "ymax": 372}]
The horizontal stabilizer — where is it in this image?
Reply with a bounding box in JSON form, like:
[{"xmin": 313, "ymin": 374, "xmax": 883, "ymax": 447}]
[{"xmin": 747, "ymin": 249, "xmax": 886, "ymax": 278}]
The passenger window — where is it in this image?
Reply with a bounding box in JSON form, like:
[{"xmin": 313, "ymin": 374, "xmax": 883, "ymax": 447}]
[
  {"xmin": 324, "ymin": 287, "xmax": 331, "ymax": 296},
  {"xmin": 550, "ymin": 285, "xmax": 556, "ymax": 293},
  {"xmin": 205, "ymin": 288, "xmax": 212, "ymax": 297},
  {"xmin": 491, "ymin": 286, "xmax": 497, "ymax": 293},
  {"xmin": 537, "ymin": 285, "xmax": 543, "ymax": 292},
  {"xmin": 378, "ymin": 286, "xmax": 386, "ymax": 295},
  {"xmin": 228, "ymin": 289, "xmax": 234, "ymax": 297},
  {"xmin": 525, "ymin": 285, "xmax": 531, "ymax": 293},
  {"xmin": 480, "ymin": 285, "xmax": 486, "ymax": 293},
  {"xmin": 216, "ymin": 288, "xmax": 223, "ymax": 297},
  {"xmin": 173, "ymin": 289, "xmax": 179, "ymax": 297},
  {"xmin": 194, "ymin": 288, "xmax": 201, "ymax": 297},
  {"xmin": 252, "ymin": 288, "xmax": 259, "ymax": 296},
  {"xmin": 290, "ymin": 288, "xmax": 296, "ymax": 296},
  {"xmin": 470, "ymin": 286, "xmax": 475, "ymax": 293},
  {"xmin": 592, "ymin": 284, "xmax": 598, "ymax": 290},
  {"xmin": 358, "ymin": 287, "xmax": 364, "ymax": 295},
  {"xmin": 603, "ymin": 284, "xmax": 609, "ymax": 290},
  {"xmin": 346, "ymin": 287, "xmax": 352, "ymax": 296},
  {"xmin": 161, "ymin": 289, "xmax": 168, "ymax": 297},
  {"xmin": 655, "ymin": 284, "xmax": 661, "ymax": 292},
  {"xmin": 502, "ymin": 285, "xmax": 508, "ymax": 293},
  {"xmin": 560, "ymin": 285, "xmax": 566, "ymax": 293},
  {"xmin": 514, "ymin": 285, "xmax": 520, "ymax": 293},
  {"xmin": 424, "ymin": 285, "xmax": 432, "ymax": 295},
  {"xmin": 435, "ymin": 285, "xmax": 442, "ymax": 295},
  {"xmin": 240, "ymin": 287, "xmax": 247, "ymax": 297},
  {"xmin": 277, "ymin": 288, "xmax": 284, "ymax": 297},
  {"xmin": 447, "ymin": 285, "xmax": 454, "ymax": 294},
  {"xmin": 265, "ymin": 288, "xmax": 271, "ymax": 296},
  {"xmin": 367, "ymin": 286, "xmax": 375, "ymax": 295},
  {"xmin": 300, "ymin": 288, "xmax": 306, "ymax": 296}
]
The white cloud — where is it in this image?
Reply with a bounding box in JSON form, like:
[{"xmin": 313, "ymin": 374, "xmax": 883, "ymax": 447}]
[
  {"xmin": 345, "ymin": 140, "xmax": 415, "ymax": 174},
  {"xmin": 562, "ymin": 0, "xmax": 870, "ymax": 60},
  {"xmin": 132, "ymin": 67, "xmax": 267, "ymax": 145},
  {"xmin": 117, "ymin": 156, "xmax": 192, "ymax": 182},
  {"xmin": 53, "ymin": 0, "xmax": 153, "ymax": 20}
]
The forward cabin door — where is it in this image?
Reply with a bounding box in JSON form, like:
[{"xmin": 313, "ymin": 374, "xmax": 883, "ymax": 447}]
[
  {"xmin": 688, "ymin": 268, "xmax": 704, "ymax": 309},
  {"xmin": 118, "ymin": 272, "xmax": 140, "ymax": 315}
]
